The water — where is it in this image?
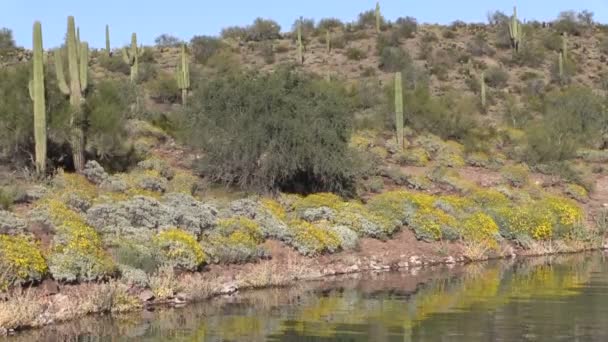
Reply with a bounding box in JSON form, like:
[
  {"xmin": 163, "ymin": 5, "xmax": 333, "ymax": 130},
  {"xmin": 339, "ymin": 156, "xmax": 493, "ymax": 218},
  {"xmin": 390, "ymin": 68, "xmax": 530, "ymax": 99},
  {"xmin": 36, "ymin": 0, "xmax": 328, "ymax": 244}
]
[{"xmin": 8, "ymin": 253, "xmax": 608, "ymax": 341}]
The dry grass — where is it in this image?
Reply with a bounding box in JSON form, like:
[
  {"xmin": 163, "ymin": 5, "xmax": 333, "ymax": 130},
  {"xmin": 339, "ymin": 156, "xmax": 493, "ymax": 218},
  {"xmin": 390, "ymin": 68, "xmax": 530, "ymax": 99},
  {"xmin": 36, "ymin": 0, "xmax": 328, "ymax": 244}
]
[
  {"xmin": 0, "ymin": 289, "xmax": 45, "ymax": 331},
  {"xmin": 462, "ymin": 241, "xmax": 491, "ymax": 261}
]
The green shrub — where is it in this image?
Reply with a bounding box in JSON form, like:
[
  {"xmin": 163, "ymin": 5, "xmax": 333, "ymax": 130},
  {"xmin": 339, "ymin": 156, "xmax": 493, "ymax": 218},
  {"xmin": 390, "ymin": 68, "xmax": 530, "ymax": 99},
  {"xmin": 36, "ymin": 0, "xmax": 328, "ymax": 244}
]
[
  {"xmin": 98, "ymin": 54, "xmax": 130, "ymax": 75},
  {"xmin": 501, "ymin": 164, "xmax": 530, "ymax": 187},
  {"xmin": 346, "ymin": 47, "xmax": 367, "ymax": 60},
  {"xmin": 0, "ymin": 27, "xmax": 15, "ymax": 51},
  {"xmin": 512, "ymin": 41, "xmax": 546, "ymax": 67},
  {"xmin": 246, "ymin": 18, "xmax": 281, "ymax": 41},
  {"xmin": 395, "ymin": 17, "xmax": 418, "ymax": 39},
  {"xmin": 179, "ymin": 67, "xmax": 358, "ymax": 195},
  {"xmin": 190, "ymin": 35, "xmax": 224, "ymax": 64},
  {"xmin": 553, "ymin": 11, "xmax": 585, "ymax": 36},
  {"xmin": 375, "ymin": 31, "xmax": 401, "ymax": 55},
  {"xmin": 260, "ymin": 41, "xmax": 275, "ymax": 64},
  {"xmin": 291, "ymin": 17, "xmax": 315, "ymax": 41},
  {"xmin": 317, "ymin": 18, "xmax": 344, "ymax": 33},
  {"xmin": 358, "ymin": 9, "xmax": 385, "ymax": 30},
  {"xmin": 525, "ymin": 87, "xmax": 605, "ymax": 164},
  {"xmin": 467, "ymin": 33, "xmax": 496, "ymax": 57},
  {"xmin": 484, "ymin": 66, "xmax": 509, "ymax": 88},
  {"xmin": 147, "ymin": 72, "xmax": 180, "ymax": 104},
  {"xmin": 550, "ymin": 54, "xmax": 577, "ymax": 84},
  {"xmin": 542, "ymin": 32, "xmax": 563, "ymax": 52},
  {"xmin": 379, "ymin": 47, "xmax": 412, "ymax": 72},
  {"xmin": 221, "ymin": 26, "xmax": 249, "ymax": 40},
  {"xmin": 154, "ymin": 34, "xmax": 182, "ymax": 48}
]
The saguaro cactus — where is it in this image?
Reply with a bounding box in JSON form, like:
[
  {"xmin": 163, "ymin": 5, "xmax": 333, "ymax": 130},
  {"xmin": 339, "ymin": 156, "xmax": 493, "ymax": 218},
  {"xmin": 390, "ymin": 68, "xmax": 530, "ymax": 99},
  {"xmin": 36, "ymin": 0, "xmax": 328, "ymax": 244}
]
[
  {"xmin": 562, "ymin": 32, "xmax": 568, "ymax": 60},
  {"xmin": 105, "ymin": 24, "xmax": 111, "ymax": 55},
  {"xmin": 175, "ymin": 43, "xmax": 190, "ymax": 105},
  {"xmin": 558, "ymin": 51, "xmax": 564, "ymax": 82},
  {"xmin": 29, "ymin": 21, "xmax": 46, "ymax": 174},
  {"xmin": 297, "ymin": 17, "xmax": 304, "ymax": 64},
  {"xmin": 123, "ymin": 33, "xmax": 144, "ymax": 82},
  {"xmin": 508, "ymin": 6, "xmax": 522, "ymax": 53},
  {"xmin": 394, "ymin": 72, "xmax": 404, "ymax": 149},
  {"xmin": 55, "ymin": 16, "xmax": 89, "ymax": 172},
  {"xmin": 375, "ymin": 2, "xmax": 381, "ymax": 34},
  {"xmin": 326, "ymin": 30, "xmax": 331, "ymax": 53},
  {"xmin": 480, "ymin": 71, "xmax": 487, "ymax": 109}
]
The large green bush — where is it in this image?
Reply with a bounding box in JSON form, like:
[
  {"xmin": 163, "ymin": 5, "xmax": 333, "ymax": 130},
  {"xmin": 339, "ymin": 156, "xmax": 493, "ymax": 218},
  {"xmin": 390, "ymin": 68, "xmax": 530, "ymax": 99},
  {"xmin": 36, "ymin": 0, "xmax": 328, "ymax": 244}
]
[
  {"xmin": 0, "ymin": 28, "xmax": 15, "ymax": 52},
  {"xmin": 190, "ymin": 36, "xmax": 224, "ymax": 64},
  {"xmin": 525, "ymin": 86, "xmax": 607, "ymax": 163},
  {"xmin": 179, "ymin": 67, "xmax": 359, "ymax": 195}
]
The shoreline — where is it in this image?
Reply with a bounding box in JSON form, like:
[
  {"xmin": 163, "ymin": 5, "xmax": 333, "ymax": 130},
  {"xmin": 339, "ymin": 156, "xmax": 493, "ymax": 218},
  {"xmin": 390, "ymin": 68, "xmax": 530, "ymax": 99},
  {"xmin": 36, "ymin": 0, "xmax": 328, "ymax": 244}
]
[{"xmin": 1, "ymin": 234, "xmax": 605, "ymax": 337}]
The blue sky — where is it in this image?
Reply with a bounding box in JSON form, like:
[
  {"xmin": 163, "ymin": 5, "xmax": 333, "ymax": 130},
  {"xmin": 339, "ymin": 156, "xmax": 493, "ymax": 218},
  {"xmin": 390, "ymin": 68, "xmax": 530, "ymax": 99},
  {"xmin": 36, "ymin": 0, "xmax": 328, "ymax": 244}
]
[{"xmin": 3, "ymin": 0, "xmax": 608, "ymax": 49}]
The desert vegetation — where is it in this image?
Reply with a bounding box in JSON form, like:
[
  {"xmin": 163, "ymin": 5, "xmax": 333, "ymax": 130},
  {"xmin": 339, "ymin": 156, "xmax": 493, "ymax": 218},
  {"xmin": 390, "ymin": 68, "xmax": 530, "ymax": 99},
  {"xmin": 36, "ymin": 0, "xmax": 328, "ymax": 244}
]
[{"xmin": 1, "ymin": 2, "xmax": 608, "ymax": 334}]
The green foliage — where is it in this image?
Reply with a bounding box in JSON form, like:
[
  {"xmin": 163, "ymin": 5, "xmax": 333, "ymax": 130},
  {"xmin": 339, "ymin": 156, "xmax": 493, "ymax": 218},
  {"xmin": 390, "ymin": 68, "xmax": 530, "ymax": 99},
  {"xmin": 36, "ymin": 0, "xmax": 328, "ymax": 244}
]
[
  {"xmin": 484, "ymin": 66, "xmax": 509, "ymax": 88},
  {"xmin": 190, "ymin": 35, "xmax": 224, "ymax": 64},
  {"xmin": 345, "ymin": 47, "xmax": 367, "ymax": 61},
  {"xmin": 316, "ymin": 18, "xmax": 344, "ymax": 33},
  {"xmin": 154, "ymin": 34, "xmax": 182, "ymax": 48},
  {"xmin": 395, "ymin": 17, "xmax": 418, "ymax": 39},
  {"xmin": 553, "ymin": 11, "xmax": 586, "ymax": 36},
  {"xmin": 203, "ymin": 217, "xmax": 266, "ymax": 264},
  {"xmin": 98, "ymin": 54, "xmax": 130, "ymax": 75},
  {"xmin": 122, "ymin": 33, "xmax": 143, "ymax": 83},
  {"xmin": 0, "ymin": 27, "xmax": 16, "ymax": 52},
  {"xmin": 148, "ymin": 72, "xmax": 180, "ymax": 104},
  {"xmin": 551, "ymin": 52, "xmax": 576, "ymax": 84},
  {"xmin": 179, "ymin": 67, "xmax": 358, "ymax": 195},
  {"xmin": 260, "ymin": 41, "xmax": 275, "ymax": 64},
  {"xmin": 246, "ymin": 18, "xmax": 281, "ymax": 41},
  {"xmin": 501, "ymin": 164, "xmax": 530, "ymax": 187},
  {"xmin": 379, "ymin": 47, "xmax": 412, "ymax": 72},
  {"xmin": 358, "ymin": 9, "xmax": 384, "ymax": 30},
  {"xmin": 524, "ymin": 86, "xmax": 606, "ymax": 164},
  {"xmin": 292, "ymin": 17, "xmax": 315, "ymax": 41},
  {"xmin": 84, "ymin": 80, "xmax": 133, "ymax": 162}
]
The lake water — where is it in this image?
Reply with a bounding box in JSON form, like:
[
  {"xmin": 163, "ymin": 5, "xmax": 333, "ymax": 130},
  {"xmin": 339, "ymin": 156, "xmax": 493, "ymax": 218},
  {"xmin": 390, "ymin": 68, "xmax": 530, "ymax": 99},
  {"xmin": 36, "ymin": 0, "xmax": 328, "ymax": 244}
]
[{"xmin": 7, "ymin": 253, "xmax": 608, "ymax": 341}]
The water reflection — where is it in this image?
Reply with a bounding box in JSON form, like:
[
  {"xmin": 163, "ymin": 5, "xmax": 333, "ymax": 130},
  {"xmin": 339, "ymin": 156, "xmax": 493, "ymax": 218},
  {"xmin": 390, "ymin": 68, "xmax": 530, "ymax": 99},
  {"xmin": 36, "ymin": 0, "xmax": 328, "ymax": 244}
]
[{"xmin": 6, "ymin": 253, "xmax": 608, "ymax": 342}]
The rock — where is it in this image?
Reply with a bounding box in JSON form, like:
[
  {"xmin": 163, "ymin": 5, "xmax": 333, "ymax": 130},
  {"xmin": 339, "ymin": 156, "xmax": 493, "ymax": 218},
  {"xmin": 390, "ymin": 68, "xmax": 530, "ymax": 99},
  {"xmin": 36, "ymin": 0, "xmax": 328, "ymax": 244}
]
[
  {"xmin": 445, "ymin": 256, "xmax": 456, "ymax": 264},
  {"xmin": 220, "ymin": 283, "xmax": 239, "ymax": 295},
  {"xmin": 344, "ymin": 264, "xmax": 360, "ymax": 274},
  {"xmin": 397, "ymin": 261, "xmax": 409, "ymax": 269},
  {"xmin": 409, "ymin": 255, "xmax": 422, "ymax": 266},
  {"xmin": 82, "ymin": 160, "xmax": 109, "ymax": 185},
  {"xmin": 40, "ymin": 279, "xmax": 60, "ymax": 296},
  {"xmin": 139, "ymin": 289, "xmax": 155, "ymax": 302}
]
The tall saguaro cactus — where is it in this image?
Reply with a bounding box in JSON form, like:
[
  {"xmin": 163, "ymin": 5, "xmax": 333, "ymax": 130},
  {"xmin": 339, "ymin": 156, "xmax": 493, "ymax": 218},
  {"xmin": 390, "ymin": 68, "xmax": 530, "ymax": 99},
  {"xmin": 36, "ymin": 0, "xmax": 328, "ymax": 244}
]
[
  {"xmin": 123, "ymin": 33, "xmax": 144, "ymax": 82},
  {"xmin": 394, "ymin": 72, "xmax": 404, "ymax": 149},
  {"xmin": 562, "ymin": 32, "xmax": 568, "ymax": 60},
  {"xmin": 326, "ymin": 30, "xmax": 331, "ymax": 54},
  {"xmin": 175, "ymin": 43, "xmax": 190, "ymax": 105},
  {"xmin": 297, "ymin": 17, "xmax": 304, "ymax": 64},
  {"xmin": 375, "ymin": 2, "xmax": 381, "ymax": 34},
  {"xmin": 558, "ymin": 51, "xmax": 564, "ymax": 82},
  {"xmin": 480, "ymin": 71, "xmax": 487, "ymax": 109},
  {"xmin": 508, "ymin": 6, "xmax": 522, "ymax": 53},
  {"xmin": 29, "ymin": 21, "xmax": 47, "ymax": 174},
  {"xmin": 105, "ymin": 24, "xmax": 111, "ymax": 55},
  {"xmin": 55, "ymin": 16, "xmax": 89, "ymax": 172}
]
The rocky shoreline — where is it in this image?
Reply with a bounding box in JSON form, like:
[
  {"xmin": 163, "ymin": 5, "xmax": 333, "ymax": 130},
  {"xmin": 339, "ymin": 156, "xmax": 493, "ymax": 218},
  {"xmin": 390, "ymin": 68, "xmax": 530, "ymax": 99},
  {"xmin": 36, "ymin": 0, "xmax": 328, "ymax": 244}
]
[{"xmin": 1, "ymin": 235, "xmax": 604, "ymax": 337}]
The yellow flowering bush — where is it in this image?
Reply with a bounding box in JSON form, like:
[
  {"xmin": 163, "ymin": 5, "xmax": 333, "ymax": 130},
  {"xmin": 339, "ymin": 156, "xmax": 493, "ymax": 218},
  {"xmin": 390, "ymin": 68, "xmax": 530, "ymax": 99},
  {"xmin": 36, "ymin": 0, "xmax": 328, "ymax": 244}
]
[
  {"xmin": 366, "ymin": 190, "xmax": 411, "ymax": 224},
  {"xmin": 492, "ymin": 205, "xmax": 553, "ymax": 240},
  {"xmin": 288, "ymin": 220, "xmax": 341, "ymax": 255},
  {"xmin": 53, "ymin": 171, "xmax": 98, "ymax": 203},
  {"xmin": 462, "ymin": 213, "xmax": 500, "ymax": 249},
  {"xmin": 564, "ymin": 183, "xmax": 588, "ymax": 202},
  {"xmin": 155, "ymin": 228, "xmax": 206, "ymax": 271},
  {"xmin": 293, "ymin": 193, "xmax": 344, "ymax": 211},
  {"xmin": 167, "ymin": 170, "xmax": 199, "ymax": 195},
  {"xmin": 203, "ymin": 217, "xmax": 267, "ymax": 264},
  {"xmin": 543, "ymin": 196, "xmax": 584, "ymax": 237},
  {"xmin": 49, "ymin": 216, "xmax": 117, "ymax": 282},
  {"xmin": 396, "ymin": 147, "xmax": 429, "ymax": 167},
  {"xmin": 334, "ymin": 202, "xmax": 397, "ymax": 238},
  {"xmin": 261, "ymin": 198, "xmax": 287, "ymax": 220},
  {"xmin": 470, "ymin": 188, "xmax": 509, "ymax": 207},
  {"xmin": 436, "ymin": 141, "xmax": 466, "ymax": 168},
  {"xmin": 0, "ymin": 235, "xmax": 48, "ymax": 289},
  {"xmin": 216, "ymin": 217, "xmax": 264, "ymax": 245}
]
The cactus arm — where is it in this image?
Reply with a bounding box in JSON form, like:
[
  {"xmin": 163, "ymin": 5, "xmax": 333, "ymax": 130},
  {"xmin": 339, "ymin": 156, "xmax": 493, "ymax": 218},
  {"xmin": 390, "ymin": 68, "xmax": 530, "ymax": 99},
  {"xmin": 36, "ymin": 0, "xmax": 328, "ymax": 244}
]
[
  {"xmin": 54, "ymin": 49, "xmax": 71, "ymax": 95},
  {"xmin": 394, "ymin": 72, "xmax": 404, "ymax": 149},
  {"xmin": 79, "ymin": 42, "xmax": 88, "ymax": 91},
  {"xmin": 376, "ymin": 2, "xmax": 381, "ymax": 33},
  {"xmin": 480, "ymin": 72, "xmax": 486, "ymax": 108}
]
